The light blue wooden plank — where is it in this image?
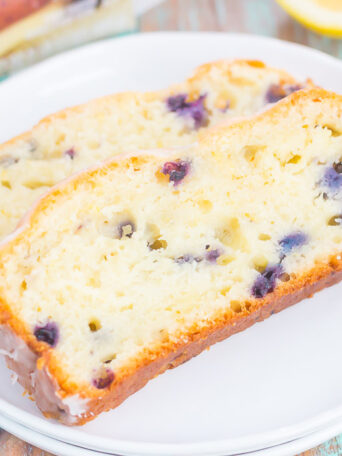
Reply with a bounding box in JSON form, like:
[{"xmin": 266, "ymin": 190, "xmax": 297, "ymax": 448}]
[
  {"xmin": 244, "ymin": 0, "xmax": 277, "ymax": 36},
  {"xmin": 215, "ymin": 0, "xmax": 228, "ymax": 28}
]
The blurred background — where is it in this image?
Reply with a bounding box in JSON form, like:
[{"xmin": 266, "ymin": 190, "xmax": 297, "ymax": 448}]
[{"xmin": 0, "ymin": 0, "xmax": 342, "ymax": 79}]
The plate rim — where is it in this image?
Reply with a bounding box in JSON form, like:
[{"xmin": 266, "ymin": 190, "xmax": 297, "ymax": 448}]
[
  {"xmin": 1, "ymin": 31, "xmax": 342, "ymax": 455},
  {"xmin": 0, "ymin": 414, "xmax": 108, "ymax": 456},
  {"xmin": 2, "ymin": 398, "xmax": 342, "ymax": 455},
  {"xmin": 2, "ymin": 29, "xmax": 342, "ymax": 91},
  {"xmin": 2, "ymin": 403, "xmax": 342, "ymax": 456}
]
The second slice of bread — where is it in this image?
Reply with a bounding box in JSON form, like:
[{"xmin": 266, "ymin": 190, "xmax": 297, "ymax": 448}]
[{"xmin": 0, "ymin": 59, "xmax": 306, "ymax": 238}]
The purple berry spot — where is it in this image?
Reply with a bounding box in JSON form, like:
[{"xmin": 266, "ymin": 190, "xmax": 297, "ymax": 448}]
[
  {"xmin": 162, "ymin": 160, "xmax": 190, "ymax": 185},
  {"xmin": 321, "ymin": 166, "xmax": 342, "ymax": 191},
  {"xmin": 64, "ymin": 148, "xmax": 76, "ymax": 160},
  {"xmin": 286, "ymin": 84, "xmax": 304, "ymax": 94},
  {"xmin": 265, "ymin": 84, "xmax": 303, "ymax": 104},
  {"xmin": 251, "ymin": 264, "xmax": 283, "ymax": 299},
  {"xmin": 175, "ymin": 254, "xmax": 202, "ymax": 264},
  {"xmin": 279, "ymin": 232, "xmax": 308, "ymax": 254},
  {"xmin": 205, "ymin": 249, "xmax": 221, "ymax": 263},
  {"xmin": 34, "ymin": 322, "xmax": 59, "ymax": 347},
  {"xmin": 118, "ymin": 221, "xmax": 135, "ymax": 239},
  {"xmin": 166, "ymin": 93, "xmax": 208, "ymax": 129},
  {"xmin": 93, "ymin": 368, "xmax": 115, "ymax": 389}
]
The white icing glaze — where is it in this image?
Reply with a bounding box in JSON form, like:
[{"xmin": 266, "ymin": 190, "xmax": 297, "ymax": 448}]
[
  {"xmin": 0, "ymin": 324, "xmax": 89, "ymax": 424},
  {"xmin": 10, "ymin": 373, "xmax": 18, "ymax": 384},
  {"xmin": 62, "ymin": 394, "xmax": 89, "ymax": 417},
  {"xmin": 0, "ymin": 348, "xmax": 16, "ymax": 359}
]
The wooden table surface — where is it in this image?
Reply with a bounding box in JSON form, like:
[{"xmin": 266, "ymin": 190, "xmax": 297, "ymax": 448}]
[{"xmin": 1, "ymin": 0, "xmax": 342, "ymax": 455}]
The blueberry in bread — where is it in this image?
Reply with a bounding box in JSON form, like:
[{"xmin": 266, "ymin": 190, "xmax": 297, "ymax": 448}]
[
  {"xmin": 0, "ymin": 59, "xmax": 309, "ymax": 238},
  {"xmin": 0, "ymin": 88, "xmax": 341, "ymax": 425}
]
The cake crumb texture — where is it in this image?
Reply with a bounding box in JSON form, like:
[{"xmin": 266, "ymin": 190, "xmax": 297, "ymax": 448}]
[{"xmin": 1, "ymin": 88, "xmax": 342, "ymax": 424}]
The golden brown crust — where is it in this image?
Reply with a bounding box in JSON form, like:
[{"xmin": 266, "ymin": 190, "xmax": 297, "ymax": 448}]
[
  {"xmin": 2, "ymin": 255, "xmax": 341, "ymax": 425},
  {"xmin": 0, "ymin": 87, "xmax": 335, "ymax": 425},
  {"xmin": 199, "ymin": 87, "xmax": 342, "ymax": 145}
]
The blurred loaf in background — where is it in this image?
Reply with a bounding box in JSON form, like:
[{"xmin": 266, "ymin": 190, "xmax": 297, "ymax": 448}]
[{"xmin": 0, "ymin": 0, "xmax": 135, "ymax": 76}]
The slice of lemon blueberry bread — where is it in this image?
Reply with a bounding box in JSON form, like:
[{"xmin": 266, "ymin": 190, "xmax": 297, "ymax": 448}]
[
  {"xmin": 0, "ymin": 59, "xmax": 309, "ymax": 238},
  {"xmin": 1, "ymin": 88, "xmax": 338, "ymax": 426}
]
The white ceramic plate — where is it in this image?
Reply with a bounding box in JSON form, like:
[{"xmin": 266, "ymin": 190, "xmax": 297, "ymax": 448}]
[
  {"xmin": 2, "ymin": 405, "xmax": 342, "ymax": 456},
  {"xmin": 0, "ymin": 33, "xmax": 342, "ymax": 456}
]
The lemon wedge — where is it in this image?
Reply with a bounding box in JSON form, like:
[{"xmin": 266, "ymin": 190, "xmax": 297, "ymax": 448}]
[{"xmin": 276, "ymin": 0, "xmax": 342, "ymax": 37}]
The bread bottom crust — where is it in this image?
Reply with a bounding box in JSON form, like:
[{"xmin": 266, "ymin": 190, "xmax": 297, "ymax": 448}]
[{"xmin": 1, "ymin": 264, "xmax": 341, "ymax": 425}]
